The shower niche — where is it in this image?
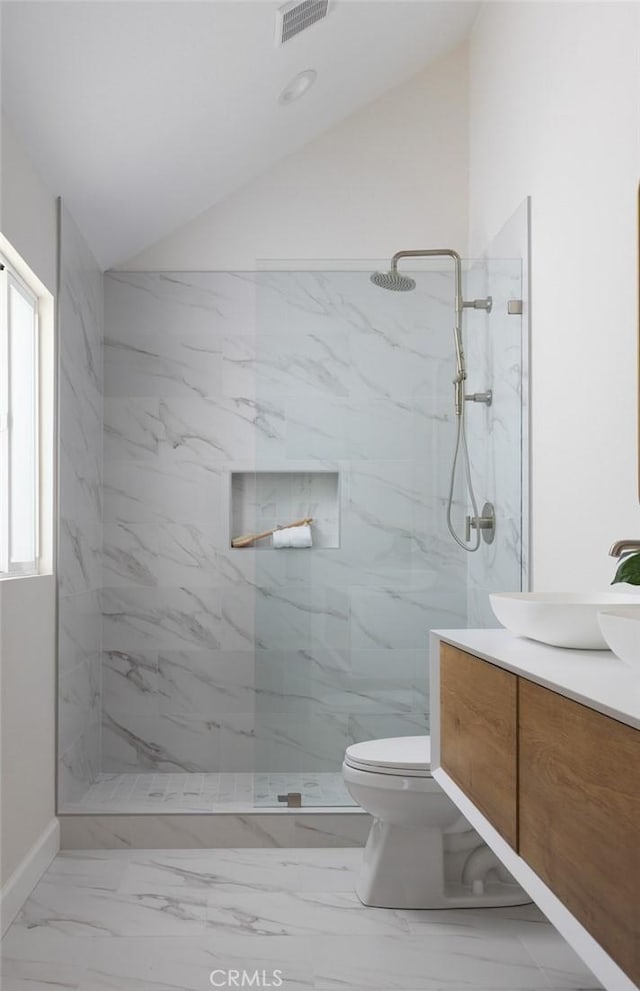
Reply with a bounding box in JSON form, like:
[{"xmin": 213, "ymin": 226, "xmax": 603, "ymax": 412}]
[{"xmin": 230, "ymin": 470, "xmax": 340, "ymax": 549}]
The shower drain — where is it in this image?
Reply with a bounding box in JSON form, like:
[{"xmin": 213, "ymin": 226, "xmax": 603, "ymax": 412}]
[{"xmin": 277, "ymin": 791, "xmax": 302, "ymax": 808}]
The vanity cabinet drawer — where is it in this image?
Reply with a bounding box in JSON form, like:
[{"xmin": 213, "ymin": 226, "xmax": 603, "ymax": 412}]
[
  {"xmin": 440, "ymin": 644, "xmax": 518, "ymax": 848},
  {"xmin": 519, "ymin": 679, "xmax": 640, "ymax": 987}
]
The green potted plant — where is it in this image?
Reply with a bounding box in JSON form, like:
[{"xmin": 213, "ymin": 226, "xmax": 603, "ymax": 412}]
[{"xmin": 611, "ymin": 552, "xmax": 640, "ymax": 585}]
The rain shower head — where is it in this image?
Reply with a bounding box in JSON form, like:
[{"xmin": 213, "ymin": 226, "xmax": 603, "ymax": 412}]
[{"xmin": 370, "ymin": 269, "xmax": 416, "ymax": 292}]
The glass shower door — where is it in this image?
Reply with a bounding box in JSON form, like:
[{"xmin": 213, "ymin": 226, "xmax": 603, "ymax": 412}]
[
  {"xmin": 249, "ymin": 262, "xmax": 524, "ymax": 807},
  {"xmin": 247, "ymin": 267, "xmax": 459, "ymax": 807},
  {"xmin": 249, "ymin": 271, "xmax": 355, "ymax": 807}
]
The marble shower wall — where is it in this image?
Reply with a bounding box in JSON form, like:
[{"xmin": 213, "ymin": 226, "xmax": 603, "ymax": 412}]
[
  {"xmin": 465, "ymin": 258, "xmax": 524, "ymax": 627},
  {"xmin": 58, "ymin": 206, "xmax": 104, "ymax": 805},
  {"xmin": 101, "ymin": 270, "xmax": 469, "ymax": 776}
]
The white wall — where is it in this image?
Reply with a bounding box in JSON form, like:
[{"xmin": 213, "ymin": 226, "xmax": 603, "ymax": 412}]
[
  {"xmin": 0, "ymin": 577, "xmax": 56, "ymax": 885},
  {"xmin": 0, "ymin": 113, "xmax": 58, "ymax": 886},
  {"xmin": 121, "ymin": 44, "xmax": 469, "ymax": 270},
  {"xmin": 1, "ymin": 113, "xmax": 58, "ymax": 294},
  {"xmin": 468, "ymin": 2, "xmax": 640, "ymax": 590}
]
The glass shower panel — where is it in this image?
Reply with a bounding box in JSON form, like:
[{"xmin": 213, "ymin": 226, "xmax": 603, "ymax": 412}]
[
  {"xmin": 464, "ymin": 258, "xmax": 524, "ymax": 627},
  {"xmin": 251, "ymin": 269, "xmax": 468, "ymax": 807}
]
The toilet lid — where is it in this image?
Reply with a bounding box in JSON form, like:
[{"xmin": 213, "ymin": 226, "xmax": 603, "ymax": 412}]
[{"xmin": 344, "ymin": 736, "xmax": 432, "ymax": 776}]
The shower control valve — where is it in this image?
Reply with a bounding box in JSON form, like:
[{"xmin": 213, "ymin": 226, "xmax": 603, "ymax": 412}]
[{"xmin": 465, "ymin": 502, "xmax": 496, "ymax": 545}]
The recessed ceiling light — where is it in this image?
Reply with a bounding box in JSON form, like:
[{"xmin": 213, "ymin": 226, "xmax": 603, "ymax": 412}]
[{"xmin": 278, "ymin": 69, "xmax": 317, "ymax": 106}]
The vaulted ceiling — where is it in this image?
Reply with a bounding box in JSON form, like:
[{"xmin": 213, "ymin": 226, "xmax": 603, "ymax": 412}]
[{"xmin": 1, "ymin": 1, "xmax": 478, "ymax": 268}]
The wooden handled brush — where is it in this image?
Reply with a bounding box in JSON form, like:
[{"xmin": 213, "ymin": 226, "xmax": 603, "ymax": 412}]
[{"xmin": 231, "ymin": 517, "xmax": 313, "ymax": 549}]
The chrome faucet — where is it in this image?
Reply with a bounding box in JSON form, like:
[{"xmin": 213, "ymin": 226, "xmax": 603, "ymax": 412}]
[{"xmin": 609, "ymin": 539, "xmax": 640, "ymax": 557}]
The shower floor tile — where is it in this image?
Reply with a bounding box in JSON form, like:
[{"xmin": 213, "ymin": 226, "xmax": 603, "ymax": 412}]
[{"xmin": 61, "ymin": 771, "xmax": 355, "ymax": 814}]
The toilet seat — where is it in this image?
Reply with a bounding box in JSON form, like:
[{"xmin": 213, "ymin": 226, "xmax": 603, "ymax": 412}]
[{"xmin": 344, "ymin": 735, "xmax": 433, "ymax": 778}]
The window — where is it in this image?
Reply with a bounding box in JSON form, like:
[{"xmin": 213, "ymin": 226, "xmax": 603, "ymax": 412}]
[{"xmin": 0, "ymin": 256, "xmax": 40, "ymax": 576}]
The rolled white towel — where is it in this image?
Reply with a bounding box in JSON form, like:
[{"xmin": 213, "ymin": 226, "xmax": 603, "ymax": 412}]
[{"xmin": 272, "ymin": 524, "xmax": 312, "ymax": 549}]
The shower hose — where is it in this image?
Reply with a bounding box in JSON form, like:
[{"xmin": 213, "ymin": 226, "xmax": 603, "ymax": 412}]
[{"xmin": 446, "ymin": 404, "xmax": 481, "ymax": 553}]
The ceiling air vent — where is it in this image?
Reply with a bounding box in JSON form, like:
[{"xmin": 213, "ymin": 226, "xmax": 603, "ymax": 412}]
[{"xmin": 275, "ymin": 0, "xmax": 331, "ymax": 46}]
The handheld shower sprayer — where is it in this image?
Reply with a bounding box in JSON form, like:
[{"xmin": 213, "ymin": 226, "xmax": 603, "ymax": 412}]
[{"xmin": 370, "ymin": 249, "xmax": 486, "ymax": 553}]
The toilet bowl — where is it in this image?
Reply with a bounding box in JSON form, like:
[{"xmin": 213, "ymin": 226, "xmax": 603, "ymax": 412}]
[{"xmin": 343, "ymin": 735, "xmax": 529, "ymax": 909}]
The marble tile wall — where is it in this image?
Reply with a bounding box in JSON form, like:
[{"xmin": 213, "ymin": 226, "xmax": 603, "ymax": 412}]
[
  {"xmin": 101, "ymin": 270, "xmax": 469, "ymax": 780},
  {"xmin": 58, "ymin": 206, "xmax": 104, "ymax": 805},
  {"xmin": 59, "ymin": 812, "xmax": 371, "ymax": 849}
]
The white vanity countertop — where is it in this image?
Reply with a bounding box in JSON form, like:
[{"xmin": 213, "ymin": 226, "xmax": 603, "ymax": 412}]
[{"xmin": 432, "ymin": 628, "xmax": 640, "ymax": 730}]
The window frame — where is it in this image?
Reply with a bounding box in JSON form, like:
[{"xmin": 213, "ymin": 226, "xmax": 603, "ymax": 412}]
[{"xmin": 0, "ymin": 255, "xmax": 41, "ymax": 577}]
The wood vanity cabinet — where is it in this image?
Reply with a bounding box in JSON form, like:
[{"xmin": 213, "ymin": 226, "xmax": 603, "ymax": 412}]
[
  {"xmin": 519, "ymin": 679, "xmax": 640, "ymax": 987},
  {"xmin": 439, "ymin": 643, "xmax": 518, "ymax": 848},
  {"xmin": 438, "ymin": 641, "xmax": 640, "ymax": 988}
]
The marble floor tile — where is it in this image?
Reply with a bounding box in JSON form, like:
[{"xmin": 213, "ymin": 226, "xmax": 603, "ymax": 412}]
[
  {"xmin": 120, "ymin": 848, "xmax": 363, "ymax": 894},
  {"xmin": 517, "ymin": 928, "xmax": 606, "ymax": 989},
  {"xmin": 14, "ymin": 878, "xmax": 210, "ymax": 938},
  {"xmin": 205, "ymin": 890, "xmax": 410, "ymax": 938},
  {"xmin": 310, "ymin": 933, "xmax": 553, "ymax": 989},
  {"xmin": 1, "ymin": 930, "xmax": 315, "ymax": 991},
  {"xmin": 40, "ymin": 851, "xmax": 128, "ymax": 892},
  {"xmin": 399, "ymin": 901, "xmax": 550, "ymax": 937},
  {"xmin": 1, "ymin": 848, "xmax": 603, "ymax": 991}
]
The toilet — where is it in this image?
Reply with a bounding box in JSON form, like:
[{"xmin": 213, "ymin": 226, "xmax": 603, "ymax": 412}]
[{"xmin": 343, "ymin": 735, "xmax": 528, "ymax": 909}]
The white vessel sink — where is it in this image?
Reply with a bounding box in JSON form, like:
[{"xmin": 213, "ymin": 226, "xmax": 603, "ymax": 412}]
[
  {"xmin": 597, "ymin": 607, "xmax": 640, "ymax": 669},
  {"xmin": 489, "ymin": 592, "xmax": 640, "ymax": 649}
]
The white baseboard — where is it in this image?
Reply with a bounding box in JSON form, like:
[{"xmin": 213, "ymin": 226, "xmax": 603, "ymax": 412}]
[{"xmin": 1, "ymin": 818, "xmax": 59, "ymax": 937}]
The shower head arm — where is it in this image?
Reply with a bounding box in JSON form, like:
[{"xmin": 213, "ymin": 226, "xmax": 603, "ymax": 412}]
[
  {"xmin": 389, "ymin": 249, "xmax": 466, "ymax": 384},
  {"xmin": 390, "ymin": 247, "xmax": 461, "ymax": 265}
]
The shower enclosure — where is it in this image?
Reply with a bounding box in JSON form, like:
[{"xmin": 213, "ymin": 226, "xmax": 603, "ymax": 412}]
[{"xmin": 57, "ymin": 208, "xmax": 526, "ymax": 816}]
